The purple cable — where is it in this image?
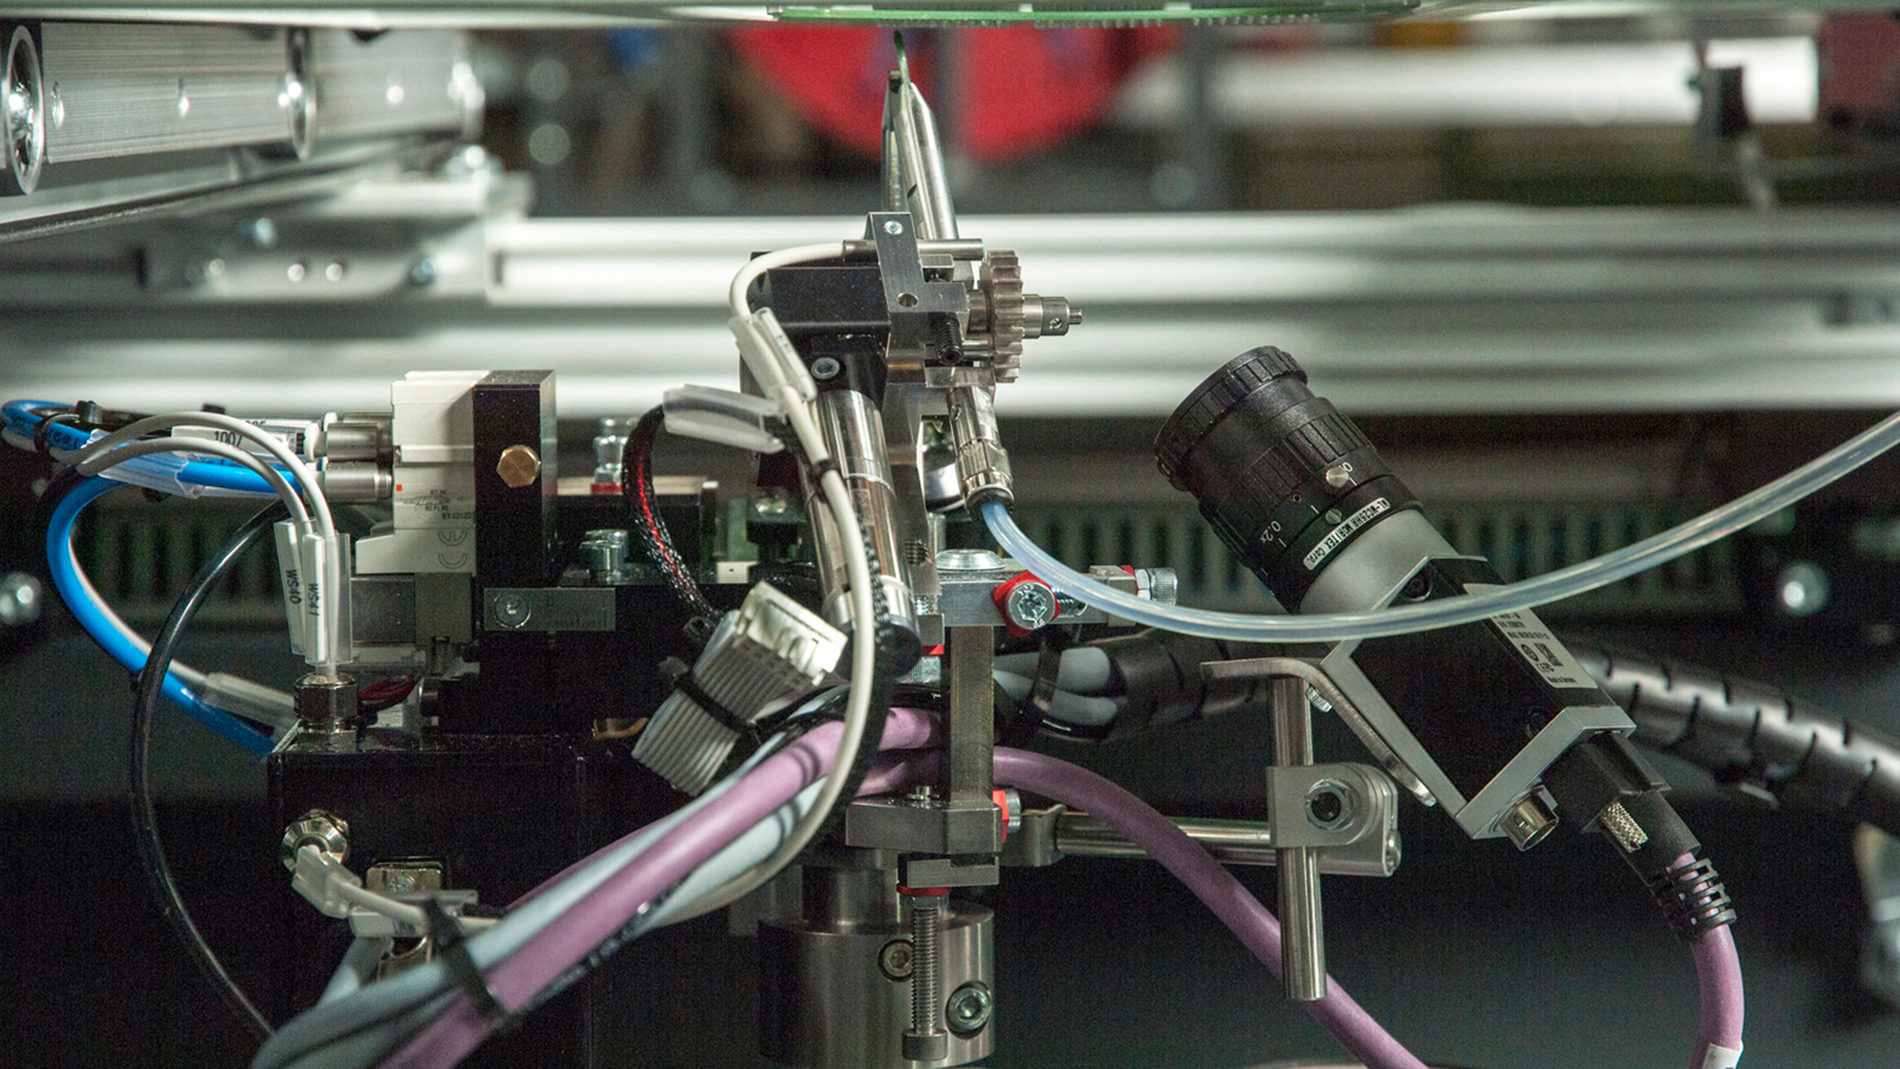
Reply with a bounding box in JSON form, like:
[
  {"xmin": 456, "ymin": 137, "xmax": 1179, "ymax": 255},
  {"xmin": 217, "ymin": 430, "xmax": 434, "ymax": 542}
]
[
  {"xmin": 383, "ymin": 708, "xmax": 941, "ymax": 1069},
  {"xmin": 1681, "ymin": 850, "xmax": 1745, "ymax": 1069},
  {"xmin": 990, "ymin": 747, "xmax": 1429, "ymax": 1069}
]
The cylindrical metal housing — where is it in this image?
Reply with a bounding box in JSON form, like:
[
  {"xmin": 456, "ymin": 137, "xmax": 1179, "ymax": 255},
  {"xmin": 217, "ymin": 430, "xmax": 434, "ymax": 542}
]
[
  {"xmin": 321, "ymin": 417, "xmax": 392, "ymax": 463},
  {"xmin": 318, "ymin": 461, "xmax": 392, "ymax": 502},
  {"xmin": 945, "ymin": 385, "xmax": 1012, "ymax": 508},
  {"xmin": 802, "ymin": 389, "xmax": 921, "ymax": 657},
  {"xmin": 759, "ymin": 903, "xmax": 993, "ymax": 1069}
]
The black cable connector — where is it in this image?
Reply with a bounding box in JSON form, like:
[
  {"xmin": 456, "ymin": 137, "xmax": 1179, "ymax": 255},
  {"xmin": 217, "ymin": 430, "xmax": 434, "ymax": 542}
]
[{"xmin": 1543, "ymin": 732, "xmax": 1737, "ymax": 941}]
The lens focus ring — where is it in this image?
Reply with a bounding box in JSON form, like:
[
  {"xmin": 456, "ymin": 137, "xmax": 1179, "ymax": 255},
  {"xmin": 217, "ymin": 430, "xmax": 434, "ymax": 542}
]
[{"xmin": 1155, "ymin": 347, "xmax": 1420, "ymax": 608}]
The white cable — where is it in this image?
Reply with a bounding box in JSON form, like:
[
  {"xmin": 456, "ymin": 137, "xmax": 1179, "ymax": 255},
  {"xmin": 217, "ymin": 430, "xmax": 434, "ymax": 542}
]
[
  {"xmin": 671, "ymin": 244, "xmax": 876, "ymax": 921},
  {"xmin": 728, "ymin": 242, "xmax": 848, "ymax": 320},
  {"xmin": 77, "ymin": 413, "xmax": 341, "ymax": 675},
  {"xmin": 70, "ymin": 437, "xmax": 305, "ymax": 720},
  {"xmin": 74, "ymin": 437, "xmax": 313, "ymax": 530}
]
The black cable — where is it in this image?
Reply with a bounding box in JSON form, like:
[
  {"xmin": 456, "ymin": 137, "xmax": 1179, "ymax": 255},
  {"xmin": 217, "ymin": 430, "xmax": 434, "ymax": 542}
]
[
  {"xmin": 1566, "ymin": 638, "xmax": 1900, "ymax": 838},
  {"xmin": 621, "ymin": 407, "xmax": 717, "ymax": 622},
  {"xmin": 133, "ymin": 499, "xmax": 288, "ymax": 1041}
]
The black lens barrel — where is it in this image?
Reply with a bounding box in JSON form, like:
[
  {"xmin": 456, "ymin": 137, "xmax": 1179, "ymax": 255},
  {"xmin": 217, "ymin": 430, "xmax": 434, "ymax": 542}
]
[{"xmin": 1155, "ymin": 346, "xmax": 1420, "ymax": 609}]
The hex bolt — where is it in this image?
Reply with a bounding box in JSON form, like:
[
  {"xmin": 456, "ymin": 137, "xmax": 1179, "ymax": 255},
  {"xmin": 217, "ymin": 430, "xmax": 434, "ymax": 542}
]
[
  {"xmin": 496, "ymin": 444, "xmax": 542, "ymax": 488},
  {"xmin": 946, "ymin": 982, "xmax": 993, "ymax": 1035},
  {"xmin": 901, "ymin": 889, "xmax": 949, "ymax": 1062}
]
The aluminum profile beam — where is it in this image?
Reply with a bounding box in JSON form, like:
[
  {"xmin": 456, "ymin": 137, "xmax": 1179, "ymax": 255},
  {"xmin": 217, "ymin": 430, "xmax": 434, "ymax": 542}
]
[
  {"xmin": 9, "ymin": 203, "xmax": 1900, "ymax": 416},
  {"xmin": 310, "ymin": 28, "xmax": 476, "ymax": 142},
  {"xmin": 36, "ymin": 24, "xmax": 474, "ymax": 164},
  {"xmin": 42, "ymin": 23, "xmax": 309, "ymax": 162}
]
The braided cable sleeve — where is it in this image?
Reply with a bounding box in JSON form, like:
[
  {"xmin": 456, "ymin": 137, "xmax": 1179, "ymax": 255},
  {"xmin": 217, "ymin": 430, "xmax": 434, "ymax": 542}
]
[{"xmin": 1568, "ymin": 639, "xmax": 1900, "ymax": 837}]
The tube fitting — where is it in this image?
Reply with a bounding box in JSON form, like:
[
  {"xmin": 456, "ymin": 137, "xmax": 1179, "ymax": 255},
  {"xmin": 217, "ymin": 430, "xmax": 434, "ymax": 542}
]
[{"xmin": 947, "ymin": 385, "xmax": 1013, "ymax": 508}]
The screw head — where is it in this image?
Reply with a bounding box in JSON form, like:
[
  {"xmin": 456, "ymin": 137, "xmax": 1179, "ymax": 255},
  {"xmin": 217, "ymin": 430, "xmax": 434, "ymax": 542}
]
[
  {"xmin": 1323, "ymin": 508, "xmax": 1344, "ymax": 525},
  {"xmin": 810, "ymin": 356, "xmax": 842, "ymax": 380},
  {"xmin": 946, "ymin": 982, "xmax": 993, "ymax": 1035},
  {"xmin": 496, "ymin": 444, "xmax": 542, "ymax": 488},
  {"xmin": 408, "ymin": 257, "xmax": 438, "ymax": 286},
  {"xmin": 495, "ymin": 593, "xmax": 532, "ymax": 629},
  {"xmin": 878, "ymin": 939, "xmax": 915, "ymax": 980},
  {"xmin": 883, "ymin": 219, "xmax": 904, "ymax": 235},
  {"xmin": 1324, "ymin": 463, "xmax": 1353, "ymax": 489},
  {"xmin": 1004, "ymin": 582, "xmax": 1057, "ymax": 631}
]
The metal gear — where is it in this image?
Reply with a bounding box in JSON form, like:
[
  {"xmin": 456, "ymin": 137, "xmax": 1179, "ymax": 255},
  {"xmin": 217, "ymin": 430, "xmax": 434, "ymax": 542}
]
[{"xmin": 980, "ymin": 251, "xmax": 1026, "ymax": 382}]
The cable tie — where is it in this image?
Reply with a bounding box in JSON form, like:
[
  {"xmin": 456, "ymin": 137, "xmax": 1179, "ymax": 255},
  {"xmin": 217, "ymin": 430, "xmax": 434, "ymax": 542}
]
[
  {"xmin": 33, "ymin": 410, "xmax": 80, "ymax": 459},
  {"xmin": 422, "ymin": 897, "xmax": 509, "ymax": 1024},
  {"xmin": 807, "ymin": 456, "xmax": 842, "ymax": 484},
  {"xmin": 670, "ymin": 668, "xmax": 762, "ymax": 747},
  {"xmin": 1004, "ymin": 630, "xmax": 1072, "ymax": 747}
]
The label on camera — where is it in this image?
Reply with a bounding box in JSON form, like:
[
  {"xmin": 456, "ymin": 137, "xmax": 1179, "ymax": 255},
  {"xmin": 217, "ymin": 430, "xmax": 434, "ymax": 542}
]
[
  {"xmin": 1466, "ymin": 583, "xmax": 1593, "ymax": 689},
  {"xmin": 1302, "ymin": 496, "xmax": 1390, "ymax": 571}
]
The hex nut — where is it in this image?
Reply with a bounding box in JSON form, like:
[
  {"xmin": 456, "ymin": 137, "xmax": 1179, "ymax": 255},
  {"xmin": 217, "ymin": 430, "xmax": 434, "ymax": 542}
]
[{"xmin": 280, "ymin": 809, "xmax": 350, "ymax": 871}]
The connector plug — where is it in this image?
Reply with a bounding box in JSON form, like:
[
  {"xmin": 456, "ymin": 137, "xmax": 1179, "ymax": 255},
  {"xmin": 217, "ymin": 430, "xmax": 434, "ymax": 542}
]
[
  {"xmin": 291, "ymin": 843, "xmax": 362, "ymax": 920},
  {"xmin": 632, "ymin": 582, "xmax": 847, "ymax": 794},
  {"xmin": 1543, "ymin": 732, "xmax": 1737, "ymax": 939}
]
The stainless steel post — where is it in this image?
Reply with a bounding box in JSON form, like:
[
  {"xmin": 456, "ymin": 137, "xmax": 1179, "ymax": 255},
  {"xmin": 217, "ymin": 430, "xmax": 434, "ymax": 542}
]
[{"xmin": 1272, "ymin": 675, "xmax": 1327, "ymax": 1001}]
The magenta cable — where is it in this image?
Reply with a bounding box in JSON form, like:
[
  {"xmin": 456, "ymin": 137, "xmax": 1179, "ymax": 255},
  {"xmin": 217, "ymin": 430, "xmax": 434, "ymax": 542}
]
[
  {"xmin": 382, "ymin": 708, "xmax": 941, "ymax": 1069},
  {"xmin": 1682, "ymin": 848, "xmax": 1744, "ymax": 1069},
  {"xmin": 990, "ymin": 747, "xmax": 1429, "ymax": 1069}
]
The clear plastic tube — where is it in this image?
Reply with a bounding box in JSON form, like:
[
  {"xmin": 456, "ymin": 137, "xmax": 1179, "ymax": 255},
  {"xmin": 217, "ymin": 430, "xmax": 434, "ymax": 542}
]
[{"xmin": 984, "ymin": 409, "xmax": 1900, "ymax": 642}]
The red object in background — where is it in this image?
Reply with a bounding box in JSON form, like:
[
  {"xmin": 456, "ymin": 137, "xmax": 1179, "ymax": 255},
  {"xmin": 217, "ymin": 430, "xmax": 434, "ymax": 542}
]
[
  {"xmin": 1819, "ymin": 15, "xmax": 1900, "ymax": 124},
  {"xmin": 728, "ymin": 26, "xmax": 1173, "ymax": 164}
]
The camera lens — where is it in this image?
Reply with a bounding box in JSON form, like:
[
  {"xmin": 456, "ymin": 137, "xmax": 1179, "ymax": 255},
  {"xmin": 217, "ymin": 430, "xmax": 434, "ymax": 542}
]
[{"xmin": 1154, "ymin": 346, "xmax": 1420, "ymax": 609}]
